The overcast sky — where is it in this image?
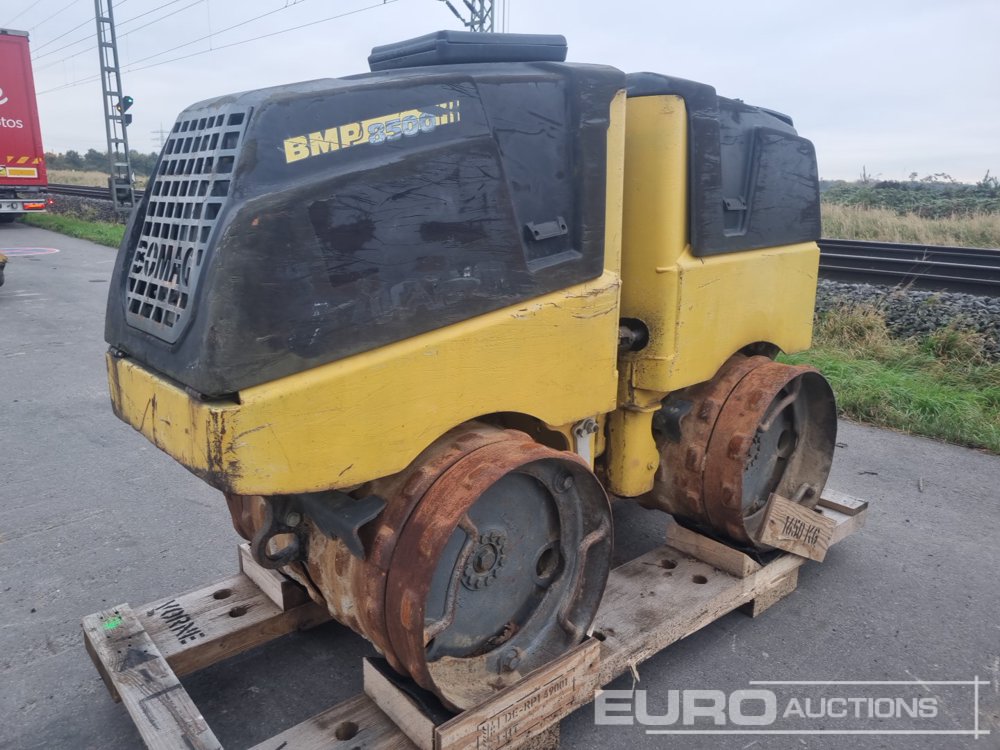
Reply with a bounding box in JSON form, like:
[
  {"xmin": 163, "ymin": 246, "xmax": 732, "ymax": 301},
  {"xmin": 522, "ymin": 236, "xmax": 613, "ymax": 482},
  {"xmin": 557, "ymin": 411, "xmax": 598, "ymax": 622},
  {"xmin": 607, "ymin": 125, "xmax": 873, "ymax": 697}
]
[{"xmin": 7, "ymin": 0, "xmax": 999, "ymax": 181}]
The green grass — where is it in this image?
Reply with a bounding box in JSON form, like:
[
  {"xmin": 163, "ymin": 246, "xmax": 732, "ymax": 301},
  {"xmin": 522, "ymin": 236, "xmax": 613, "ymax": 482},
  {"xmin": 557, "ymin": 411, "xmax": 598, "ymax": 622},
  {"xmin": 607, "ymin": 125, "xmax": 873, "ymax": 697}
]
[
  {"xmin": 22, "ymin": 213, "xmax": 124, "ymax": 248},
  {"xmin": 781, "ymin": 306, "xmax": 1000, "ymax": 453}
]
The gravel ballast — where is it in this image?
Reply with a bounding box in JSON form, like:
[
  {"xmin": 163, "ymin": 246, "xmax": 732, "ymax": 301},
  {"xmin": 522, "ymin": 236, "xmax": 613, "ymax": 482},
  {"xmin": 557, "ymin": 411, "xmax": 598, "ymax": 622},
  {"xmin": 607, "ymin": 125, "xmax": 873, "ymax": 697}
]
[
  {"xmin": 815, "ymin": 279, "xmax": 1000, "ymax": 360},
  {"xmin": 45, "ymin": 193, "xmax": 124, "ymax": 223}
]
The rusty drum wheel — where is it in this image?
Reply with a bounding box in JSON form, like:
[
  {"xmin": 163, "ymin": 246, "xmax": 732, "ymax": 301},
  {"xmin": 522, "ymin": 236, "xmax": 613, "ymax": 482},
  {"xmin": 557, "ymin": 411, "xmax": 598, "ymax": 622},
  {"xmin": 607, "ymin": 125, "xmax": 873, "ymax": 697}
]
[
  {"xmin": 648, "ymin": 355, "xmax": 837, "ymax": 549},
  {"xmin": 384, "ymin": 431, "xmax": 613, "ymax": 710},
  {"xmin": 644, "ymin": 355, "xmax": 771, "ymax": 520},
  {"xmin": 225, "ymin": 425, "xmax": 613, "ymax": 711},
  {"xmin": 702, "ymin": 361, "xmax": 837, "ymax": 545},
  {"xmin": 325, "ymin": 424, "xmax": 520, "ymax": 671}
]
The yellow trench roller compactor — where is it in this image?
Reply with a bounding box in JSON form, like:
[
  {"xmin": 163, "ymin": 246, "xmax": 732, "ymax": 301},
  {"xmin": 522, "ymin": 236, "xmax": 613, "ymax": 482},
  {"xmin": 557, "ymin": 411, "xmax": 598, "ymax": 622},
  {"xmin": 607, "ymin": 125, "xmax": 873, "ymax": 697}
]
[{"xmin": 104, "ymin": 31, "xmax": 836, "ymax": 710}]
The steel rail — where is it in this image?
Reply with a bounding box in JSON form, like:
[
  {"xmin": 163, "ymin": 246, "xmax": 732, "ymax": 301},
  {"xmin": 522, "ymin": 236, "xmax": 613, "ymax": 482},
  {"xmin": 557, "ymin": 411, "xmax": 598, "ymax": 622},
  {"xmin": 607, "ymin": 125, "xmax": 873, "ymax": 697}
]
[
  {"xmin": 46, "ymin": 183, "xmax": 147, "ymax": 200},
  {"xmin": 818, "ymin": 238, "xmax": 1000, "ymax": 297}
]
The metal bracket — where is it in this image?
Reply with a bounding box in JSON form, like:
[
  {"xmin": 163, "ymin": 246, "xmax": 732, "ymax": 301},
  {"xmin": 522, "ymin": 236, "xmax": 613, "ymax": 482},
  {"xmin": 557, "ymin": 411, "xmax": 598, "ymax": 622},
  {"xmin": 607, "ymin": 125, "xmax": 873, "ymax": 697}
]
[
  {"xmin": 250, "ymin": 490, "xmax": 386, "ymax": 569},
  {"xmin": 652, "ymin": 398, "xmax": 693, "ymax": 444},
  {"xmin": 525, "ymin": 216, "xmax": 569, "ymax": 241},
  {"xmin": 572, "ymin": 417, "xmax": 599, "ymax": 467}
]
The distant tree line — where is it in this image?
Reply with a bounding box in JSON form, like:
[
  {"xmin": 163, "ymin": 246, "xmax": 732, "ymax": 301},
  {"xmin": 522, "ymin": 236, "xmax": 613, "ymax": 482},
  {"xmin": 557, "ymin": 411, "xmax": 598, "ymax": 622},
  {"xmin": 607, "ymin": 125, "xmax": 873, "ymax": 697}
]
[
  {"xmin": 45, "ymin": 149, "xmax": 159, "ymax": 177},
  {"xmin": 821, "ymin": 170, "xmax": 1000, "ymax": 218}
]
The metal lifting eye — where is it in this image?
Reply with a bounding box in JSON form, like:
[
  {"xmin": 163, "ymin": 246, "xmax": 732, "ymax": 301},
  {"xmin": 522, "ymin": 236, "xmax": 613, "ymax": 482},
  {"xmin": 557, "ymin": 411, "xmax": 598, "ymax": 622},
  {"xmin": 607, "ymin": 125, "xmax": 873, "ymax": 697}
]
[{"xmin": 250, "ymin": 491, "xmax": 386, "ymax": 569}]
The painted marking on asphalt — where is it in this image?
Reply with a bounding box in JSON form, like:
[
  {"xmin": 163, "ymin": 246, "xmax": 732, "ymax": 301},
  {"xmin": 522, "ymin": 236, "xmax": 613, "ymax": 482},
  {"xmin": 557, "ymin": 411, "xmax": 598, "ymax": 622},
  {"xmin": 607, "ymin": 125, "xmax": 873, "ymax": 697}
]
[{"xmin": 1, "ymin": 247, "xmax": 60, "ymax": 256}]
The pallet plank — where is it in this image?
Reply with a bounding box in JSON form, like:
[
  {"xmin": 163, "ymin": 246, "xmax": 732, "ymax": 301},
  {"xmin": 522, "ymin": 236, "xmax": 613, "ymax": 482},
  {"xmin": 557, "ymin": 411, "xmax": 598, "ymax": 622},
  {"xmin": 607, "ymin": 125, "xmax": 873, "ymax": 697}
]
[
  {"xmin": 138, "ymin": 573, "xmax": 330, "ymax": 678},
  {"xmin": 238, "ymin": 543, "xmax": 310, "ymax": 610},
  {"xmin": 82, "ymin": 605, "xmax": 221, "ymax": 750},
  {"xmin": 595, "ymin": 505, "xmax": 861, "ymax": 683},
  {"xmin": 665, "ymin": 521, "xmax": 762, "ymax": 578},
  {"xmin": 247, "ymin": 694, "xmax": 417, "ymax": 750},
  {"xmin": 739, "ymin": 568, "xmax": 800, "ymax": 617},
  {"xmin": 593, "ymin": 541, "xmax": 803, "ymax": 684},
  {"xmin": 512, "ymin": 725, "xmax": 559, "ymax": 750},
  {"xmin": 818, "ymin": 489, "xmax": 868, "ymax": 517},
  {"xmin": 363, "ymin": 660, "xmax": 437, "ymax": 750},
  {"xmin": 435, "ymin": 639, "xmax": 599, "ymax": 750},
  {"xmin": 822, "ymin": 504, "xmax": 868, "ymax": 544}
]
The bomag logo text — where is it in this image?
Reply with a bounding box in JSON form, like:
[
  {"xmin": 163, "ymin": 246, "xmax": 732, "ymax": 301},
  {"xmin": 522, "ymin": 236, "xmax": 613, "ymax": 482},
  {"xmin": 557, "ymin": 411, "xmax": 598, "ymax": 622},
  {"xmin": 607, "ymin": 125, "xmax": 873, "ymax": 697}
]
[{"xmin": 283, "ymin": 100, "xmax": 460, "ymax": 164}]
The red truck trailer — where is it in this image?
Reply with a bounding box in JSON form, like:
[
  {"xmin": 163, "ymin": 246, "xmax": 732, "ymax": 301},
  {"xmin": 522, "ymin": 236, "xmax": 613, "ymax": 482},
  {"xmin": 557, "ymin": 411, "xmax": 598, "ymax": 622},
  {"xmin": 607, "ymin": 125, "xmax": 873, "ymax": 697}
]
[{"xmin": 0, "ymin": 28, "xmax": 49, "ymax": 222}]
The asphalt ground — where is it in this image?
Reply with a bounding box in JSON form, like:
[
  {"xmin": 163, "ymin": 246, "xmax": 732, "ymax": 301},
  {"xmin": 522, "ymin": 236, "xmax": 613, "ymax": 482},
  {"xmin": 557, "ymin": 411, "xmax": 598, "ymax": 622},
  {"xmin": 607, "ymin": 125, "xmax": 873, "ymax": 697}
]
[{"xmin": 1, "ymin": 222, "xmax": 998, "ymax": 750}]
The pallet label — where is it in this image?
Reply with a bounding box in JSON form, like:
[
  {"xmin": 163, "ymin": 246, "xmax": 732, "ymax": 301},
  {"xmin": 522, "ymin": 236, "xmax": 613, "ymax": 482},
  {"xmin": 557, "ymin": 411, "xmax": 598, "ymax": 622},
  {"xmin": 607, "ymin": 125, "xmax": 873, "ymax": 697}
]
[
  {"xmin": 148, "ymin": 598, "xmax": 207, "ymax": 645},
  {"xmin": 477, "ymin": 673, "xmax": 574, "ymax": 749},
  {"xmin": 755, "ymin": 494, "xmax": 836, "ymax": 562},
  {"xmin": 435, "ymin": 639, "xmax": 599, "ymax": 750}
]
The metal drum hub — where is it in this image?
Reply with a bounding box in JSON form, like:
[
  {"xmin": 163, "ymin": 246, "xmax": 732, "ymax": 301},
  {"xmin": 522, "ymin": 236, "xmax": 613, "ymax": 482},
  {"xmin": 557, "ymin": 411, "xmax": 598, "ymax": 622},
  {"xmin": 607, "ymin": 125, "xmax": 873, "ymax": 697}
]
[{"xmin": 462, "ymin": 531, "xmax": 507, "ymax": 590}]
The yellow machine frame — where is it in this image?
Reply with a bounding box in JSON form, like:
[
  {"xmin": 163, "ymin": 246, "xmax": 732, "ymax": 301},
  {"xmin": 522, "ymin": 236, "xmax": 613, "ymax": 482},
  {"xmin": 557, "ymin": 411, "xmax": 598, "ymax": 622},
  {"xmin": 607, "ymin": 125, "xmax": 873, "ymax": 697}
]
[
  {"xmin": 107, "ymin": 92, "xmax": 819, "ymax": 498},
  {"xmin": 605, "ymin": 95, "xmax": 819, "ymax": 496}
]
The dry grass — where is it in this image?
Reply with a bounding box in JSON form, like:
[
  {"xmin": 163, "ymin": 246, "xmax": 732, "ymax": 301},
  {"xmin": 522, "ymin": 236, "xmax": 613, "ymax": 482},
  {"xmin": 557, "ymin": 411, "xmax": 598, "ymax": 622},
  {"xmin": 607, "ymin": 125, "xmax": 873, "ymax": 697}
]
[
  {"xmin": 45, "ymin": 169, "xmax": 149, "ymax": 189},
  {"xmin": 46, "ymin": 169, "xmax": 109, "ymax": 186},
  {"xmin": 812, "ymin": 302, "xmax": 894, "ymax": 357},
  {"xmin": 821, "ymin": 202, "xmax": 1000, "ymax": 248}
]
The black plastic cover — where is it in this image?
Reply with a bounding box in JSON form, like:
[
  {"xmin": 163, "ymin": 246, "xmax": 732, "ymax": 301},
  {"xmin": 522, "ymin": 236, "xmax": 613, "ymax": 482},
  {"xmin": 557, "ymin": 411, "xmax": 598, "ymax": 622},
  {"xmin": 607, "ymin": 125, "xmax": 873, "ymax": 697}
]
[
  {"xmin": 626, "ymin": 73, "xmax": 820, "ymax": 256},
  {"xmin": 368, "ymin": 30, "xmax": 567, "ymax": 71},
  {"xmin": 106, "ymin": 60, "xmax": 624, "ymax": 397}
]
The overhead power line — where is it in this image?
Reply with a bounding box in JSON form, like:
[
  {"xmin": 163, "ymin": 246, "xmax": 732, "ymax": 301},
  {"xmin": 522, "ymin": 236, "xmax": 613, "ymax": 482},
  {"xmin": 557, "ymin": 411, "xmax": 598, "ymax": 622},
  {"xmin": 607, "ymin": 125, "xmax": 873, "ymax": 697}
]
[
  {"xmin": 29, "ymin": 0, "xmax": 131, "ymax": 53},
  {"xmin": 33, "ymin": 0, "xmax": 205, "ymax": 69},
  {"xmin": 28, "ymin": 0, "xmax": 83, "ymax": 32},
  {"xmin": 127, "ymin": 0, "xmax": 399, "ymax": 72},
  {"xmin": 4, "ymin": 0, "xmax": 48, "ymax": 27},
  {"xmin": 31, "ymin": 0, "xmax": 193, "ymax": 62},
  {"xmin": 36, "ymin": 0, "xmax": 310, "ymax": 69},
  {"xmin": 121, "ymin": 0, "xmax": 311, "ymax": 69},
  {"xmin": 120, "ymin": 0, "xmax": 205, "ymax": 37},
  {"xmin": 35, "ymin": 0, "xmax": 398, "ymax": 95},
  {"xmin": 119, "ymin": 0, "xmax": 196, "ymax": 26},
  {"xmin": 32, "ymin": 5, "xmax": 104, "ymax": 53}
]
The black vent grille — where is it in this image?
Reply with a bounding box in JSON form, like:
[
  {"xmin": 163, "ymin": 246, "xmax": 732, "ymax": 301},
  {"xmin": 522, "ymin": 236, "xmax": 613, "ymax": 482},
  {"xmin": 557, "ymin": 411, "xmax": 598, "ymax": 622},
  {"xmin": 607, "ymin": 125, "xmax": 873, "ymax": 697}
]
[{"xmin": 125, "ymin": 107, "xmax": 250, "ymax": 343}]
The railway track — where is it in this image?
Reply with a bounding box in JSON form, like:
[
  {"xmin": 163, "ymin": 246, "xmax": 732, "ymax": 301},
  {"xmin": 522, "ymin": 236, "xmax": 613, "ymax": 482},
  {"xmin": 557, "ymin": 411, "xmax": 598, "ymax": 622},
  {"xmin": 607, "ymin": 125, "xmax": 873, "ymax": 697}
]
[
  {"xmin": 818, "ymin": 238, "xmax": 1000, "ymax": 297},
  {"xmin": 47, "ymin": 183, "xmax": 146, "ymax": 200},
  {"xmin": 45, "ymin": 183, "xmax": 1000, "ymax": 296}
]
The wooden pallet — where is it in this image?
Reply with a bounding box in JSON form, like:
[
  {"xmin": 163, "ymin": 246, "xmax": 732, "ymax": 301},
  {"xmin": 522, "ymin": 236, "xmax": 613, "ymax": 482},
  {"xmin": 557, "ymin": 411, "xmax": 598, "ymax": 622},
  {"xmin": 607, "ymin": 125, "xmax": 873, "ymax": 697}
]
[{"xmin": 82, "ymin": 489, "xmax": 867, "ymax": 750}]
